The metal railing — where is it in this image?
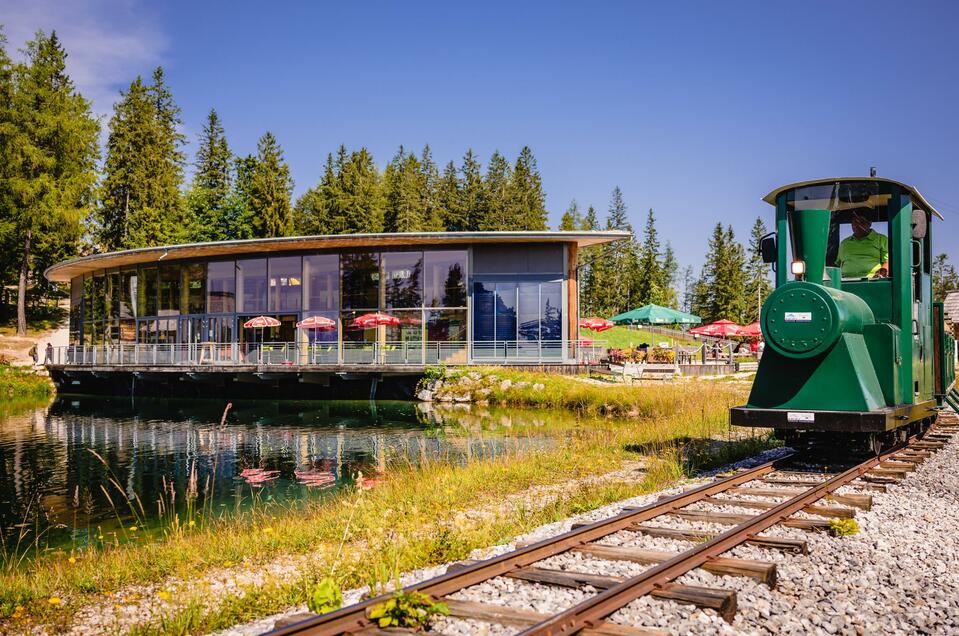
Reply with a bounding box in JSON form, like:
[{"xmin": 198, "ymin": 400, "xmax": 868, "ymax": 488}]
[{"xmin": 48, "ymin": 340, "xmax": 606, "ymax": 367}]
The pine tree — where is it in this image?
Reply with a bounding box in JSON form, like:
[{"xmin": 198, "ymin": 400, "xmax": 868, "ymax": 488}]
[
  {"xmin": 744, "ymin": 217, "xmax": 774, "ymax": 321},
  {"xmin": 2, "ymin": 31, "xmax": 99, "ymax": 335},
  {"xmin": 659, "ymin": 242, "xmax": 679, "ymax": 308},
  {"xmin": 581, "ymin": 205, "xmax": 598, "ymax": 231},
  {"xmin": 634, "ymin": 208, "xmax": 663, "ymax": 306},
  {"xmin": 601, "ymin": 187, "xmax": 638, "ymax": 315},
  {"xmin": 337, "ymin": 147, "xmax": 384, "ymax": 233},
  {"xmin": 98, "ymin": 68, "xmax": 185, "ymax": 250},
  {"xmin": 247, "ymin": 132, "xmax": 293, "ymax": 238},
  {"xmin": 437, "ymin": 160, "xmax": 466, "ymax": 231},
  {"xmin": 479, "ymin": 151, "xmax": 512, "ymax": 230},
  {"xmin": 383, "ymin": 146, "xmax": 426, "ymax": 232},
  {"xmin": 294, "ymin": 153, "xmax": 338, "ymax": 235},
  {"xmin": 681, "ymin": 265, "xmax": 696, "ymax": 313},
  {"xmin": 509, "ymin": 146, "xmax": 547, "ymax": 230},
  {"xmin": 933, "ymin": 253, "xmax": 959, "ymax": 301},
  {"xmin": 696, "ymin": 223, "xmax": 748, "ymax": 322},
  {"xmin": 186, "ymin": 109, "xmax": 232, "ymax": 242},
  {"xmin": 420, "ymin": 144, "xmax": 443, "ymax": 231},
  {"xmin": 559, "ymin": 199, "xmax": 582, "ymax": 230},
  {"xmin": 460, "ymin": 149, "xmax": 483, "ymax": 230}
]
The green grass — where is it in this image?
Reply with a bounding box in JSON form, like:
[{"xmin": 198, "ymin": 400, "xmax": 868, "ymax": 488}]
[
  {"xmin": 0, "ymin": 379, "xmax": 766, "ymax": 634},
  {"xmin": 583, "ymin": 325, "xmax": 699, "ymax": 350},
  {"xmin": 0, "ymin": 366, "xmax": 53, "ymax": 402}
]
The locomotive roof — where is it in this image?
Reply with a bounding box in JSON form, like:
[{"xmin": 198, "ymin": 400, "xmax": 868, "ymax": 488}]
[{"xmin": 762, "ymin": 177, "xmax": 943, "ymax": 220}]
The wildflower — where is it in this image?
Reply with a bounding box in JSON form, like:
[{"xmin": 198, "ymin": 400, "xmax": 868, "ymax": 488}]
[
  {"xmin": 129, "ymin": 525, "xmax": 138, "ymax": 532},
  {"xmin": 47, "ymin": 597, "xmax": 61, "ymax": 606},
  {"xmin": 157, "ymin": 591, "xmax": 171, "ymax": 602},
  {"xmin": 68, "ymin": 556, "xmax": 76, "ymax": 564},
  {"xmin": 224, "ymin": 561, "xmax": 234, "ymax": 568},
  {"xmin": 187, "ymin": 520, "xmax": 196, "ymax": 527},
  {"xmin": 264, "ymin": 526, "xmax": 274, "ymax": 534}
]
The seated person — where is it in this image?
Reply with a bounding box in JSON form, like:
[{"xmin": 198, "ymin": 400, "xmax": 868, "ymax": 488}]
[{"xmin": 837, "ymin": 211, "xmax": 889, "ymax": 278}]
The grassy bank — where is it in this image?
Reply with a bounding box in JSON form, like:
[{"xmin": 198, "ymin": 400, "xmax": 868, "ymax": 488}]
[
  {"xmin": 0, "ymin": 366, "xmax": 53, "ymax": 402},
  {"xmin": 425, "ymin": 366, "xmax": 747, "ymax": 418},
  {"xmin": 0, "ymin": 380, "xmax": 761, "ymax": 634},
  {"xmin": 584, "ymin": 325, "xmax": 699, "ymax": 349}
]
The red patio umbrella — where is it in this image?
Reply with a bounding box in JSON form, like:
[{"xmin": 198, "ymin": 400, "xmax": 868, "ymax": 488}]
[
  {"xmin": 243, "ymin": 316, "xmax": 281, "ymax": 329},
  {"xmin": 352, "ymin": 312, "xmax": 401, "ymax": 328},
  {"xmin": 243, "ymin": 315, "xmax": 282, "ymax": 346},
  {"xmin": 740, "ymin": 321, "xmax": 762, "ymax": 338},
  {"xmin": 689, "ymin": 319, "xmax": 743, "ymax": 337},
  {"xmin": 579, "ymin": 336, "xmax": 594, "ymax": 346},
  {"xmin": 579, "ymin": 317, "xmax": 614, "ymax": 332},
  {"xmin": 296, "ymin": 315, "xmax": 336, "ymax": 330}
]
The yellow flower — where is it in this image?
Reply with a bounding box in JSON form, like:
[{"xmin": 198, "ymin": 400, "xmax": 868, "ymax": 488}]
[
  {"xmin": 129, "ymin": 525, "xmax": 138, "ymax": 532},
  {"xmin": 263, "ymin": 527, "xmax": 274, "ymax": 534},
  {"xmin": 47, "ymin": 597, "xmax": 61, "ymax": 606},
  {"xmin": 68, "ymin": 557, "xmax": 76, "ymax": 564},
  {"xmin": 157, "ymin": 591, "xmax": 171, "ymax": 602},
  {"xmin": 187, "ymin": 520, "xmax": 196, "ymax": 527},
  {"xmin": 224, "ymin": 561, "xmax": 234, "ymax": 568}
]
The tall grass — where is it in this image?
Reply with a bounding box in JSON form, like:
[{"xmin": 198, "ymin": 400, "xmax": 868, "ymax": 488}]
[{"xmin": 0, "ymin": 380, "xmax": 760, "ymax": 633}]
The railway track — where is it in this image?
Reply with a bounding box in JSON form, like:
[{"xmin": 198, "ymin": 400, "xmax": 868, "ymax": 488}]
[{"xmin": 267, "ymin": 414, "xmax": 959, "ymax": 636}]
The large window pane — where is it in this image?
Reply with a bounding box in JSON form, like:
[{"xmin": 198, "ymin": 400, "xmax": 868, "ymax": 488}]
[
  {"xmin": 541, "ymin": 281, "xmax": 563, "ymax": 341},
  {"xmin": 236, "ymin": 258, "xmax": 268, "ymax": 313},
  {"xmin": 182, "ymin": 263, "xmax": 206, "ymax": 314},
  {"xmin": 303, "ymin": 254, "xmax": 339, "ymax": 311},
  {"xmin": 518, "ymin": 282, "xmax": 540, "ymax": 341},
  {"xmin": 384, "ymin": 252, "xmax": 422, "ymax": 308},
  {"xmin": 158, "ymin": 265, "xmax": 180, "ymax": 316},
  {"xmin": 472, "ymin": 281, "xmax": 494, "ymax": 342},
  {"xmin": 341, "ymin": 253, "xmax": 380, "ymax": 309},
  {"xmin": 106, "ymin": 271, "xmax": 119, "ymax": 321},
  {"xmin": 120, "ymin": 269, "xmax": 136, "ymax": 319},
  {"xmin": 495, "ymin": 283, "xmax": 517, "ymax": 342},
  {"xmin": 269, "ymin": 256, "xmax": 302, "ymax": 312},
  {"xmin": 92, "ymin": 273, "xmax": 105, "ymax": 327},
  {"xmin": 427, "ymin": 309, "xmax": 467, "ymax": 341},
  {"xmin": 139, "ymin": 267, "xmax": 158, "ymax": 316},
  {"xmin": 70, "ymin": 277, "xmax": 82, "ymax": 345},
  {"xmin": 207, "ymin": 260, "xmax": 235, "ymax": 313},
  {"xmin": 341, "ymin": 310, "xmax": 376, "ymax": 343},
  {"xmin": 424, "ymin": 250, "xmax": 467, "ymax": 307}
]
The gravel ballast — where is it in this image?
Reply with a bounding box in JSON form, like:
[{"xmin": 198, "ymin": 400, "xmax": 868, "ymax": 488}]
[{"xmin": 241, "ymin": 425, "xmax": 959, "ymax": 635}]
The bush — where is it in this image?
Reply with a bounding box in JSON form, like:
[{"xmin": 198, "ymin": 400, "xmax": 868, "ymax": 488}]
[
  {"xmin": 367, "ymin": 590, "xmax": 448, "ymax": 630},
  {"xmin": 649, "ymin": 348, "xmax": 676, "ymax": 363},
  {"xmin": 306, "ymin": 577, "xmax": 343, "ymax": 615},
  {"xmin": 828, "ymin": 518, "xmax": 859, "ymax": 537}
]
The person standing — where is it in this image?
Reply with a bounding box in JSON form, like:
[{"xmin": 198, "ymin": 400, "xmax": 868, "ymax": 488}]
[
  {"xmin": 28, "ymin": 343, "xmax": 38, "ymax": 365},
  {"xmin": 44, "ymin": 342, "xmax": 54, "ymax": 364}
]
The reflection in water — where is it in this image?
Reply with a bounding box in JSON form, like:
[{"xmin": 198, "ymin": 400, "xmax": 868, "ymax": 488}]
[{"xmin": 0, "ymin": 398, "xmax": 554, "ymax": 549}]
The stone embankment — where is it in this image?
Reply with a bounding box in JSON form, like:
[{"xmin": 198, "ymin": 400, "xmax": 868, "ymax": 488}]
[{"xmin": 416, "ymin": 370, "xmax": 544, "ymax": 404}]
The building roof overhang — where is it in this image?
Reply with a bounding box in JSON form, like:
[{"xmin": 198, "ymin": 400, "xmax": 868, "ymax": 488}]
[
  {"xmin": 45, "ymin": 231, "xmax": 629, "ymax": 282},
  {"xmin": 762, "ymin": 177, "xmax": 944, "ymax": 220}
]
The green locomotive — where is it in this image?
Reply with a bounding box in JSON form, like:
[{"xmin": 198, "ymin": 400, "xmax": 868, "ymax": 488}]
[{"xmin": 730, "ymin": 177, "xmax": 957, "ymax": 451}]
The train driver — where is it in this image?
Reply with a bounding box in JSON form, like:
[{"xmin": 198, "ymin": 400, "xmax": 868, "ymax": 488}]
[{"xmin": 837, "ymin": 211, "xmax": 889, "ymax": 279}]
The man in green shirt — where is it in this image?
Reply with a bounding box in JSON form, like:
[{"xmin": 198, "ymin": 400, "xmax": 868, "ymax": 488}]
[{"xmin": 838, "ymin": 212, "xmax": 889, "ymax": 279}]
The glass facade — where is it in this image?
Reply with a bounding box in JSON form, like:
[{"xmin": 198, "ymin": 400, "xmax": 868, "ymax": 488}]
[{"xmin": 64, "ymin": 243, "xmax": 573, "ymax": 363}]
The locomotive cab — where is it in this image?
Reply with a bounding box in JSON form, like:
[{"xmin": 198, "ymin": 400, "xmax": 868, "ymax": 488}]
[{"xmin": 731, "ymin": 178, "xmax": 955, "ymax": 450}]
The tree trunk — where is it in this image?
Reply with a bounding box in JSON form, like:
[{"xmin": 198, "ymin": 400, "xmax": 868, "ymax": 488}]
[{"xmin": 17, "ymin": 229, "xmax": 31, "ymax": 336}]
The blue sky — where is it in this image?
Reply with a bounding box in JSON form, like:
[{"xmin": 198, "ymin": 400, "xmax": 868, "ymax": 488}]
[{"xmin": 3, "ymin": 0, "xmax": 958, "ymax": 272}]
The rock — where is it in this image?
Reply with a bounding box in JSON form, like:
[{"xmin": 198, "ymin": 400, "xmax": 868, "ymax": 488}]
[
  {"xmin": 452, "ymin": 394, "xmax": 472, "ymax": 402},
  {"xmin": 416, "ymin": 389, "xmax": 433, "ymax": 402},
  {"xmin": 532, "ymin": 383, "xmax": 545, "ymax": 391},
  {"xmin": 499, "ymin": 379, "xmax": 512, "ymax": 391}
]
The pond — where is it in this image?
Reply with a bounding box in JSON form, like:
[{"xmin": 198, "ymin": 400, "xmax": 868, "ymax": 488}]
[{"xmin": 0, "ymin": 397, "xmax": 566, "ymax": 551}]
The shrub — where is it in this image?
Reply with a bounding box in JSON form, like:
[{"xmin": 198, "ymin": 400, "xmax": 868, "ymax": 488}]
[
  {"xmin": 649, "ymin": 347, "xmax": 676, "ymax": 363},
  {"xmin": 306, "ymin": 577, "xmax": 343, "ymax": 615},
  {"xmin": 367, "ymin": 590, "xmax": 448, "ymax": 630},
  {"xmin": 827, "ymin": 518, "xmax": 859, "ymax": 537}
]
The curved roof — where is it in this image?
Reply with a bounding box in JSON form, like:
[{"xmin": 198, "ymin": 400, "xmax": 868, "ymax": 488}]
[
  {"xmin": 762, "ymin": 177, "xmax": 944, "ymax": 220},
  {"xmin": 44, "ymin": 231, "xmax": 628, "ymax": 282}
]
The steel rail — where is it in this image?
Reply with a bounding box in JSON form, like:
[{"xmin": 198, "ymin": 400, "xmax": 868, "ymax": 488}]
[
  {"xmin": 265, "ymin": 453, "xmax": 795, "ymax": 636},
  {"xmin": 516, "ymin": 442, "xmax": 907, "ymax": 636}
]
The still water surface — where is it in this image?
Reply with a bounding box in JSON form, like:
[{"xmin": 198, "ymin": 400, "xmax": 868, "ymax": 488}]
[{"xmin": 0, "ymin": 397, "xmax": 559, "ymax": 550}]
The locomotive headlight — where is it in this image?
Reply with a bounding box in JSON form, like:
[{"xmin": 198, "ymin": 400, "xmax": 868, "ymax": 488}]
[{"xmin": 791, "ymin": 260, "xmax": 806, "ymax": 276}]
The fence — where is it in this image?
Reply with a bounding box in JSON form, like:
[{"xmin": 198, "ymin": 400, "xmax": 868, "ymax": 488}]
[{"xmin": 48, "ymin": 340, "xmax": 606, "ymax": 368}]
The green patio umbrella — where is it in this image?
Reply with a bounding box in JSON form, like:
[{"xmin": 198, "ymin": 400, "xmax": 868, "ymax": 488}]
[{"xmin": 609, "ymin": 304, "xmax": 702, "ymax": 325}]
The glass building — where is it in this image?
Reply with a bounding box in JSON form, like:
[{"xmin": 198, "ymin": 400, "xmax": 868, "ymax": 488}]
[{"xmin": 47, "ymin": 232, "xmax": 625, "ymax": 367}]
